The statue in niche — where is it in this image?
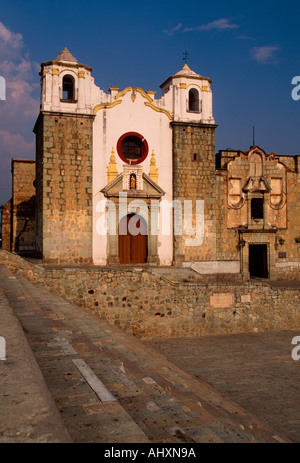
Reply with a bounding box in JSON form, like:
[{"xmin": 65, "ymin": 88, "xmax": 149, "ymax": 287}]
[{"xmin": 130, "ymin": 173, "xmax": 136, "ymax": 190}]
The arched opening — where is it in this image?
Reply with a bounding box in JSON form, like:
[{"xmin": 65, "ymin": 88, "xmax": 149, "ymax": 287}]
[
  {"xmin": 118, "ymin": 214, "xmax": 147, "ymax": 264},
  {"xmin": 62, "ymin": 75, "xmax": 75, "ymax": 101},
  {"xmin": 188, "ymin": 88, "xmax": 200, "ymax": 112}
]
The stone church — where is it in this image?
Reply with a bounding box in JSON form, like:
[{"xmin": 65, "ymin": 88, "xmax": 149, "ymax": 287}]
[{"xmin": 2, "ymin": 48, "xmax": 300, "ymax": 280}]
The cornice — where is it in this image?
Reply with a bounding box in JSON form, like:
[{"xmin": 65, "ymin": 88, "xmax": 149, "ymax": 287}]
[
  {"xmin": 40, "ymin": 60, "xmax": 93, "ymax": 74},
  {"xmin": 160, "ymin": 74, "xmax": 212, "ymax": 89}
]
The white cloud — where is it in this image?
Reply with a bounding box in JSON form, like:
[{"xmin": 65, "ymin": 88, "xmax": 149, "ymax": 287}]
[
  {"xmin": 0, "ymin": 22, "xmax": 39, "ymax": 129},
  {"xmin": 251, "ymin": 45, "xmax": 281, "ymax": 64},
  {"xmin": 163, "ymin": 18, "xmax": 239, "ymax": 36},
  {"xmin": 0, "ymin": 21, "xmax": 24, "ymax": 60},
  {"xmin": 163, "ymin": 23, "xmax": 182, "ymax": 36},
  {"xmin": 0, "ymin": 21, "xmax": 39, "ymax": 203},
  {"xmin": 183, "ymin": 18, "xmax": 239, "ymax": 33}
]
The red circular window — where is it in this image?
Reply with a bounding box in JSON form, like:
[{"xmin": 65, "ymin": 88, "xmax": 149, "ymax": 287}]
[{"xmin": 117, "ymin": 132, "xmax": 149, "ymax": 165}]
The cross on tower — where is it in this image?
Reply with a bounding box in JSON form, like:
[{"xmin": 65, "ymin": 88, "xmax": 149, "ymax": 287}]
[{"xmin": 182, "ymin": 50, "xmax": 189, "ymax": 64}]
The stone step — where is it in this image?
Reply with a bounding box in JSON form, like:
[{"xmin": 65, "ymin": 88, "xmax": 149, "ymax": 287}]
[
  {"xmin": 0, "ymin": 266, "xmax": 72, "ymax": 443},
  {"xmin": 0, "ymin": 268, "xmax": 149, "ymax": 443},
  {"xmin": 0, "ymin": 264, "xmax": 292, "ymax": 443}
]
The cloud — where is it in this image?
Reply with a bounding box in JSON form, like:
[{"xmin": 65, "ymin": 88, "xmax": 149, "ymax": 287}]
[
  {"xmin": 183, "ymin": 18, "xmax": 239, "ymax": 33},
  {"xmin": 163, "ymin": 18, "xmax": 239, "ymax": 36},
  {"xmin": 0, "ymin": 21, "xmax": 39, "ymax": 203},
  {"xmin": 236, "ymin": 35, "xmax": 255, "ymax": 41},
  {"xmin": 251, "ymin": 45, "xmax": 281, "ymax": 64},
  {"xmin": 0, "ymin": 129, "xmax": 34, "ymax": 157},
  {"xmin": 0, "ymin": 21, "xmax": 39, "ymax": 129},
  {"xmin": 0, "ymin": 21, "xmax": 24, "ymax": 60},
  {"xmin": 163, "ymin": 23, "xmax": 182, "ymax": 36}
]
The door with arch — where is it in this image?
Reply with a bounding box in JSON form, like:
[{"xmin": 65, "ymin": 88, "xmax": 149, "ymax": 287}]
[{"xmin": 118, "ymin": 214, "xmax": 148, "ymax": 264}]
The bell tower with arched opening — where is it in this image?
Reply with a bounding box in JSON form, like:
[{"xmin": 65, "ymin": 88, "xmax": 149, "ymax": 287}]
[
  {"xmin": 34, "ymin": 48, "xmax": 94, "ymax": 263},
  {"xmin": 160, "ymin": 63, "xmax": 218, "ymax": 264}
]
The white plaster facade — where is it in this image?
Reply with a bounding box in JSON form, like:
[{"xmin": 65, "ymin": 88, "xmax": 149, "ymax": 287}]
[{"xmin": 40, "ymin": 49, "xmax": 215, "ymax": 266}]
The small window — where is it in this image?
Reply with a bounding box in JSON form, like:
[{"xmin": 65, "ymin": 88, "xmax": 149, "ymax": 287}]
[
  {"xmin": 193, "ymin": 153, "xmax": 198, "ymax": 161},
  {"xmin": 62, "ymin": 75, "xmax": 75, "ymax": 101},
  {"xmin": 188, "ymin": 89, "xmax": 200, "ymax": 112},
  {"xmin": 251, "ymin": 198, "xmax": 264, "ymax": 219}
]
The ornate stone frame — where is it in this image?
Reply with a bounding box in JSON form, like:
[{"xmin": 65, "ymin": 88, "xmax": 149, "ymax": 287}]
[
  {"xmin": 101, "ymin": 173, "xmax": 165, "ymax": 265},
  {"xmin": 239, "ymin": 229, "xmax": 277, "ymax": 280}
]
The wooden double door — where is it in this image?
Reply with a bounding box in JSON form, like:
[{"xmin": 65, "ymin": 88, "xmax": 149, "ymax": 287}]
[{"xmin": 118, "ymin": 214, "xmax": 148, "ymax": 264}]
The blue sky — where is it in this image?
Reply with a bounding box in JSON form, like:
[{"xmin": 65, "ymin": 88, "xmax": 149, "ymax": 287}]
[{"xmin": 0, "ymin": 0, "xmax": 299, "ymax": 204}]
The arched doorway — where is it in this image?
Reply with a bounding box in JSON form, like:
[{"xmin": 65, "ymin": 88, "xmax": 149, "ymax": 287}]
[{"xmin": 118, "ymin": 214, "xmax": 148, "ymax": 264}]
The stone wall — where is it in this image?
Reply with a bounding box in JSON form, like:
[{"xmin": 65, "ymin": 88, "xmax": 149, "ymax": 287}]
[
  {"xmin": 1, "ymin": 160, "xmax": 36, "ymax": 254},
  {"xmin": 34, "ymin": 112, "xmax": 94, "ymax": 264},
  {"xmin": 11, "ymin": 160, "xmax": 36, "ymax": 255},
  {"xmin": 2, "ymin": 199, "xmax": 11, "ymax": 251},
  {"xmin": 172, "ymin": 122, "xmax": 217, "ymax": 263},
  {"xmin": 215, "ymin": 173, "xmax": 240, "ymax": 262},
  {"xmin": 1, "ymin": 250, "xmax": 299, "ymax": 341},
  {"xmin": 275, "ymin": 168, "xmax": 300, "ymax": 279}
]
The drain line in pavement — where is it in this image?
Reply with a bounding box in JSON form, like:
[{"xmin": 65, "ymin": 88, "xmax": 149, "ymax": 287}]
[
  {"xmin": 47, "ymin": 337, "xmax": 117, "ymax": 403},
  {"xmin": 72, "ymin": 358, "xmax": 117, "ymax": 403}
]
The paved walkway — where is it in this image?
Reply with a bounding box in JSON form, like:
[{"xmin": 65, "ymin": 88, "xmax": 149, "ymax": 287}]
[
  {"xmin": 150, "ymin": 330, "xmax": 300, "ymax": 443},
  {"xmin": 0, "ymin": 264, "xmax": 295, "ymax": 443}
]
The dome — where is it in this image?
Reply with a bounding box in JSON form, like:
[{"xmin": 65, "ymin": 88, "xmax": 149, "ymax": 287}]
[
  {"xmin": 175, "ymin": 63, "xmax": 202, "ymax": 78},
  {"xmin": 54, "ymin": 47, "xmax": 78, "ymax": 63}
]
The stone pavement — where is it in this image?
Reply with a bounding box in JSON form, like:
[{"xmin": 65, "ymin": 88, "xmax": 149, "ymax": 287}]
[
  {"xmin": 0, "ymin": 266, "xmax": 71, "ymax": 442},
  {"xmin": 0, "ymin": 264, "xmax": 295, "ymax": 443},
  {"xmin": 150, "ymin": 331, "xmax": 300, "ymax": 443}
]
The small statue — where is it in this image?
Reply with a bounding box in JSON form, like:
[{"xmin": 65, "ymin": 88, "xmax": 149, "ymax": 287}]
[{"xmin": 130, "ymin": 173, "xmax": 136, "ymax": 190}]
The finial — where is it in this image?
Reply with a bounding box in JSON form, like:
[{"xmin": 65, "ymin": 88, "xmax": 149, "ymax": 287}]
[
  {"xmin": 149, "ymin": 149, "xmax": 159, "ymax": 183},
  {"xmin": 107, "ymin": 147, "xmax": 118, "ymax": 184}
]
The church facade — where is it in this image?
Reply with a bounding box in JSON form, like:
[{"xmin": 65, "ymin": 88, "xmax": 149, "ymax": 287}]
[{"xmin": 2, "ymin": 48, "xmax": 300, "ymax": 280}]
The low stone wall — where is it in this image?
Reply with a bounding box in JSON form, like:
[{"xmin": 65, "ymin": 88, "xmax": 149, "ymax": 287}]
[
  {"xmin": 276, "ymin": 262, "xmax": 300, "ymax": 280},
  {"xmin": 1, "ymin": 250, "xmax": 300, "ymax": 340}
]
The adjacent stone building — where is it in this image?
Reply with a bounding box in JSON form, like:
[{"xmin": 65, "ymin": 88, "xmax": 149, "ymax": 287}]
[
  {"xmin": 215, "ymin": 147, "xmax": 300, "ymax": 280},
  {"xmin": 3, "ymin": 48, "xmax": 300, "ymax": 280},
  {"xmin": 2, "ymin": 159, "xmax": 36, "ymax": 256}
]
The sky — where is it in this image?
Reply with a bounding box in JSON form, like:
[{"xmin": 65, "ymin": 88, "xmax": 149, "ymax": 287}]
[{"xmin": 0, "ymin": 0, "xmax": 300, "ymax": 205}]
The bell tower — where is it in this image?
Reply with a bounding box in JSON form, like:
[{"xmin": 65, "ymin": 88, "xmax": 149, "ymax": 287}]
[
  {"xmin": 34, "ymin": 48, "xmax": 94, "ymax": 264},
  {"xmin": 161, "ymin": 64, "xmax": 218, "ymax": 264},
  {"xmin": 40, "ymin": 47, "xmax": 94, "ymax": 113}
]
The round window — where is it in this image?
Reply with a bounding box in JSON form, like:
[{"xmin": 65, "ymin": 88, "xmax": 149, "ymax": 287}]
[{"xmin": 117, "ymin": 132, "xmax": 149, "ymax": 165}]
